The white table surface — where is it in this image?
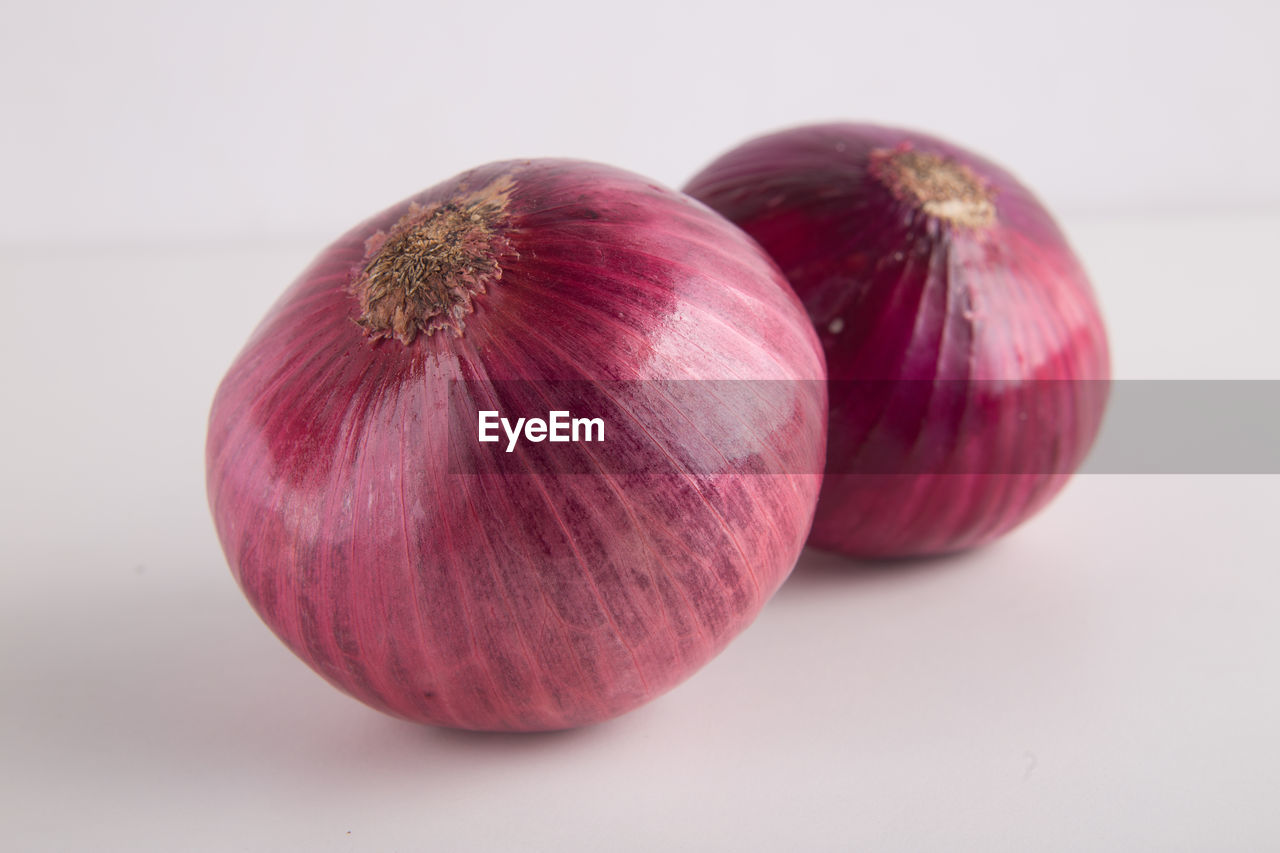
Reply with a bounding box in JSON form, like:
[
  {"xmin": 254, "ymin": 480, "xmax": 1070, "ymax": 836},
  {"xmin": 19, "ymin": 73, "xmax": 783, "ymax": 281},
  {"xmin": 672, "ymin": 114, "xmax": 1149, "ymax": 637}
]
[{"xmin": 2, "ymin": 214, "xmax": 1278, "ymax": 851}]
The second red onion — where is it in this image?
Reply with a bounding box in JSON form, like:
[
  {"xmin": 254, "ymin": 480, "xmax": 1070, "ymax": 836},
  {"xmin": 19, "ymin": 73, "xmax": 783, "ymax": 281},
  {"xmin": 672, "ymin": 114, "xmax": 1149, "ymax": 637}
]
[{"xmin": 685, "ymin": 124, "xmax": 1110, "ymax": 558}]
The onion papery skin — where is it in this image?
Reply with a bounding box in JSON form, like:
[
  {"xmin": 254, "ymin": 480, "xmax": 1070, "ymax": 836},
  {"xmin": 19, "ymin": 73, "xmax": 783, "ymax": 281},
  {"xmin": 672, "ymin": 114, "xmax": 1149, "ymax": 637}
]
[
  {"xmin": 206, "ymin": 160, "xmax": 826, "ymax": 731},
  {"xmin": 685, "ymin": 124, "xmax": 1110, "ymax": 558}
]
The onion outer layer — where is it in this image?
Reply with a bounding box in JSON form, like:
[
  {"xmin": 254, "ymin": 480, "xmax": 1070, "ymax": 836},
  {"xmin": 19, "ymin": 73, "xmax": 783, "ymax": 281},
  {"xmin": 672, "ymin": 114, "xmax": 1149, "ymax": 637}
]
[
  {"xmin": 206, "ymin": 159, "xmax": 827, "ymax": 731},
  {"xmin": 685, "ymin": 124, "xmax": 1110, "ymax": 558}
]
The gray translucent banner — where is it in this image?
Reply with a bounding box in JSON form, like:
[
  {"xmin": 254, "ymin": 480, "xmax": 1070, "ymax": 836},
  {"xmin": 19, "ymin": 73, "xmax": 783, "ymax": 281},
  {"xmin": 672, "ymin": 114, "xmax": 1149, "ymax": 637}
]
[
  {"xmin": 1083, "ymin": 381, "xmax": 1279, "ymax": 473},
  {"xmin": 445, "ymin": 380, "xmax": 1279, "ymax": 475}
]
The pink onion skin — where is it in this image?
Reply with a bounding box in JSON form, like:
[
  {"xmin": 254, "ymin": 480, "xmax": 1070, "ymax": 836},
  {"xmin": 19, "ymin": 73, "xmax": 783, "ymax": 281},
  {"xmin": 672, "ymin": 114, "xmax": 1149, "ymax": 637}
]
[
  {"xmin": 206, "ymin": 159, "xmax": 826, "ymax": 732},
  {"xmin": 685, "ymin": 124, "xmax": 1110, "ymax": 558}
]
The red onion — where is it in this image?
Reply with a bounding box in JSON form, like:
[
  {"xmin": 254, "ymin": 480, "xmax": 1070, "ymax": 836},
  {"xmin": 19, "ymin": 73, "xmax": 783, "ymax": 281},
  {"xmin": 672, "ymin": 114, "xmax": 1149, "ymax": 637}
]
[
  {"xmin": 206, "ymin": 159, "xmax": 826, "ymax": 731},
  {"xmin": 685, "ymin": 124, "xmax": 1110, "ymax": 558}
]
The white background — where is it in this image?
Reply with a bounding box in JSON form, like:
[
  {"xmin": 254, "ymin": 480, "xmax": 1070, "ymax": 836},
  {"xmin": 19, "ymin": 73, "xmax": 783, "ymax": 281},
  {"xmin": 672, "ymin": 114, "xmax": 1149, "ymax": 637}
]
[
  {"xmin": 2, "ymin": 0, "xmax": 1279, "ymax": 246},
  {"xmin": 3, "ymin": 2, "xmax": 1279, "ymax": 851}
]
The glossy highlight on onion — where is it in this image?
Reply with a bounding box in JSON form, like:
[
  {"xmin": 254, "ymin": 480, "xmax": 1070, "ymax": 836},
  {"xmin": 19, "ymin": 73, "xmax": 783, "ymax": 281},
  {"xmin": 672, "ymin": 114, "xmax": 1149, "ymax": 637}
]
[
  {"xmin": 685, "ymin": 124, "xmax": 1110, "ymax": 558},
  {"xmin": 206, "ymin": 159, "xmax": 827, "ymax": 731}
]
